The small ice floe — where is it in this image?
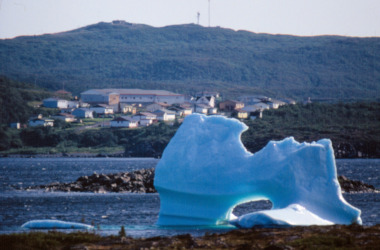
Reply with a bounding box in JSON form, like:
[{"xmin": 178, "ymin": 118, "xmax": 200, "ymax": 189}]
[{"xmin": 21, "ymin": 219, "xmax": 94, "ymax": 230}]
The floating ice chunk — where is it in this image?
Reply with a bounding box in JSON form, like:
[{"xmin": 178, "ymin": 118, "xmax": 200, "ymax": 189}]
[
  {"xmin": 154, "ymin": 114, "xmax": 361, "ymax": 227},
  {"xmin": 22, "ymin": 219, "xmax": 94, "ymax": 230},
  {"xmin": 230, "ymin": 204, "xmax": 333, "ymax": 228}
]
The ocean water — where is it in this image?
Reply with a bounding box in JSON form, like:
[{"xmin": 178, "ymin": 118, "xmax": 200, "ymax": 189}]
[{"xmin": 0, "ymin": 158, "xmax": 379, "ymax": 237}]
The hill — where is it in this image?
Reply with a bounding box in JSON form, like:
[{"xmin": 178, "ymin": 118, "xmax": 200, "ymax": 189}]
[{"xmin": 1, "ymin": 21, "xmax": 379, "ymax": 100}]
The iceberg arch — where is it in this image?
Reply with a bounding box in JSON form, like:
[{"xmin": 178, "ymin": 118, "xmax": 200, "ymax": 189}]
[{"xmin": 154, "ymin": 114, "xmax": 361, "ymax": 227}]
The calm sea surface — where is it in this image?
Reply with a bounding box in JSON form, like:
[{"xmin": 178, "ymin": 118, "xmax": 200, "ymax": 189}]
[{"xmin": 0, "ymin": 158, "xmax": 379, "ymax": 237}]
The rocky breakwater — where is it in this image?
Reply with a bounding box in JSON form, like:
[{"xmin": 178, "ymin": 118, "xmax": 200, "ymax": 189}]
[
  {"xmin": 32, "ymin": 168, "xmax": 156, "ymax": 193},
  {"xmin": 338, "ymin": 175, "xmax": 378, "ymax": 193},
  {"xmin": 24, "ymin": 169, "xmax": 378, "ymax": 194}
]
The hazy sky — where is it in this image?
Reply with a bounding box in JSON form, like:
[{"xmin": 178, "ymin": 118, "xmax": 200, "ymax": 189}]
[{"xmin": 0, "ymin": 0, "xmax": 379, "ymax": 39}]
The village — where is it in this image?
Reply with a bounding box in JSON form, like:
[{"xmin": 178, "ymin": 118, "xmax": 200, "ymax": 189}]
[{"xmin": 21, "ymin": 88, "xmax": 296, "ymax": 129}]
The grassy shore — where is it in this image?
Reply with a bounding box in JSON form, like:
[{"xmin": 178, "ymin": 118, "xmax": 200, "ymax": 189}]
[{"xmin": 1, "ymin": 224, "xmax": 379, "ymax": 249}]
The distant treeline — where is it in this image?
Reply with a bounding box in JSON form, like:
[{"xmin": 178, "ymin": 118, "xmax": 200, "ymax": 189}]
[{"xmin": 1, "ymin": 102, "xmax": 379, "ymax": 158}]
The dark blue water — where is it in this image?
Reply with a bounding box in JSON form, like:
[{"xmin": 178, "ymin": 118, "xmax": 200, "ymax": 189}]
[{"xmin": 0, "ymin": 158, "xmax": 379, "ymax": 237}]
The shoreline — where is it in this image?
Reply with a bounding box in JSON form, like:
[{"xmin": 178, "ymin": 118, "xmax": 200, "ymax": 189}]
[
  {"xmin": 1, "ymin": 153, "xmax": 379, "ymax": 159},
  {"xmin": 1, "ymin": 224, "xmax": 380, "ymax": 249}
]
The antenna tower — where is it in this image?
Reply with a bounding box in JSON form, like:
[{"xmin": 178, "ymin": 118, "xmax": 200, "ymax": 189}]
[
  {"xmin": 208, "ymin": 0, "xmax": 211, "ymax": 27},
  {"xmin": 197, "ymin": 12, "xmax": 200, "ymax": 25}
]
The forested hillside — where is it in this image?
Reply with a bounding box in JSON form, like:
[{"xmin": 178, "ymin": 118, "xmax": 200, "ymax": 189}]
[
  {"xmin": 0, "ymin": 76, "xmax": 51, "ymax": 124},
  {"xmin": 1, "ymin": 21, "xmax": 379, "ymax": 100}
]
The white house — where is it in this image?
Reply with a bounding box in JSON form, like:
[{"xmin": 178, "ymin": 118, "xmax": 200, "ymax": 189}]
[
  {"xmin": 110, "ymin": 116, "xmax": 138, "ymax": 128},
  {"xmin": 267, "ymin": 99, "xmax": 286, "ymax": 109},
  {"xmin": 42, "ymin": 98, "xmax": 68, "ymax": 109},
  {"xmin": 131, "ymin": 112, "xmax": 157, "ymax": 126},
  {"xmin": 242, "ymin": 103, "xmax": 269, "ymax": 112},
  {"xmin": 28, "ymin": 117, "xmax": 54, "ymax": 127},
  {"xmin": 195, "ymin": 104, "xmax": 209, "ymax": 114},
  {"xmin": 194, "ymin": 96, "xmax": 215, "ymax": 108},
  {"xmin": 72, "ymin": 108, "xmax": 94, "ymax": 118},
  {"xmin": 145, "ymin": 103, "xmax": 170, "ymax": 112},
  {"xmin": 90, "ymin": 104, "xmax": 114, "ymax": 116},
  {"xmin": 153, "ymin": 109, "xmax": 176, "ymax": 121}
]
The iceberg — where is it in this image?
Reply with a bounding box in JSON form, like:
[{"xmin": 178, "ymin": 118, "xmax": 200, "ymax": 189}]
[
  {"xmin": 22, "ymin": 219, "xmax": 94, "ymax": 230},
  {"xmin": 154, "ymin": 114, "xmax": 361, "ymax": 227}
]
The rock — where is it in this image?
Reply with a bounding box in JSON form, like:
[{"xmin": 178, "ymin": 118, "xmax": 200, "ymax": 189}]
[{"xmin": 23, "ymin": 169, "xmax": 375, "ymax": 194}]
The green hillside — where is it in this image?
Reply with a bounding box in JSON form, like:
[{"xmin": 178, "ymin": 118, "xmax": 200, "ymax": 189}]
[{"xmin": 1, "ymin": 21, "xmax": 379, "ymax": 100}]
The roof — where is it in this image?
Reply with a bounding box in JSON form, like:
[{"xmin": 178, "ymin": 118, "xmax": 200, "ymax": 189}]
[
  {"xmin": 220, "ymin": 100, "xmax": 244, "ymax": 105},
  {"xmin": 153, "ymin": 109, "xmax": 176, "ymax": 115},
  {"xmin": 137, "ymin": 112, "xmax": 157, "ymax": 117},
  {"xmin": 81, "ymin": 89, "xmax": 183, "ymax": 97},
  {"xmin": 111, "ymin": 116, "xmax": 135, "ymax": 122}
]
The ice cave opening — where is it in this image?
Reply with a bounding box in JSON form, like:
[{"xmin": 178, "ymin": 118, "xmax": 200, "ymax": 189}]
[{"xmin": 232, "ymin": 200, "xmax": 273, "ymax": 218}]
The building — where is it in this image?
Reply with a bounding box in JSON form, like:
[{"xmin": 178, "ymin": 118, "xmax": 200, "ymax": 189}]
[
  {"xmin": 80, "ymin": 89, "xmax": 120, "ymax": 105},
  {"xmin": 28, "ymin": 117, "xmax": 54, "ymax": 127},
  {"xmin": 9, "ymin": 122, "xmax": 21, "ymax": 129},
  {"xmin": 235, "ymin": 110, "xmax": 249, "ymax": 119},
  {"xmin": 194, "ymin": 104, "xmax": 209, "ymax": 114},
  {"xmin": 81, "ymin": 89, "xmax": 185, "ymax": 105},
  {"xmin": 131, "ymin": 112, "xmax": 157, "ymax": 126},
  {"xmin": 145, "ymin": 103, "xmax": 170, "ymax": 112},
  {"xmin": 42, "ymin": 98, "xmax": 68, "ymax": 109},
  {"xmin": 153, "ymin": 109, "xmax": 176, "ymax": 121},
  {"xmin": 90, "ymin": 104, "xmax": 114, "ymax": 116},
  {"xmin": 193, "ymin": 96, "xmax": 215, "ymax": 108},
  {"xmin": 72, "ymin": 108, "xmax": 94, "ymax": 118},
  {"xmin": 51, "ymin": 113, "xmax": 76, "ymax": 122},
  {"xmin": 219, "ymin": 100, "xmax": 244, "ymax": 111},
  {"xmin": 110, "ymin": 116, "xmax": 138, "ymax": 128}
]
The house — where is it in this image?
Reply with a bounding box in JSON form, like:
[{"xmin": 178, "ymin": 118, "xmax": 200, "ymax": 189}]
[
  {"xmin": 194, "ymin": 95, "xmax": 215, "ymax": 108},
  {"xmin": 145, "ymin": 103, "xmax": 170, "ymax": 112},
  {"xmin": 9, "ymin": 122, "xmax": 21, "ymax": 129},
  {"xmin": 208, "ymin": 107, "xmax": 218, "ymax": 115},
  {"xmin": 120, "ymin": 103, "xmax": 137, "ymax": 114},
  {"xmin": 42, "ymin": 98, "xmax": 68, "ymax": 109},
  {"xmin": 72, "ymin": 108, "xmax": 94, "ymax": 118},
  {"xmin": 194, "ymin": 104, "xmax": 209, "ymax": 114},
  {"xmin": 110, "ymin": 116, "xmax": 138, "ymax": 128},
  {"xmin": 234, "ymin": 110, "xmax": 249, "ymax": 119},
  {"xmin": 131, "ymin": 112, "xmax": 157, "ymax": 126},
  {"xmin": 90, "ymin": 104, "xmax": 114, "ymax": 116},
  {"xmin": 242, "ymin": 102, "xmax": 269, "ymax": 112},
  {"xmin": 267, "ymin": 99, "xmax": 286, "ymax": 109},
  {"xmin": 167, "ymin": 106, "xmax": 193, "ymax": 117},
  {"xmin": 28, "ymin": 117, "xmax": 54, "ymax": 127},
  {"xmin": 132, "ymin": 112, "xmax": 157, "ymax": 121},
  {"xmin": 51, "ymin": 113, "xmax": 76, "ymax": 123},
  {"xmin": 195, "ymin": 91, "xmax": 220, "ymax": 99},
  {"xmin": 219, "ymin": 100, "xmax": 244, "ymax": 111},
  {"xmin": 153, "ymin": 109, "xmax": 176, "ymax": 121},
  {"xmin": 67, "ymin": 101, "xmax": 79, "ymax": 108}
]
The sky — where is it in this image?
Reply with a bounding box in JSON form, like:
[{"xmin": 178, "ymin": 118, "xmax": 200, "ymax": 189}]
[{"xmin": 0, "ymin": 0, "xmax": 379, "ymax": 39}]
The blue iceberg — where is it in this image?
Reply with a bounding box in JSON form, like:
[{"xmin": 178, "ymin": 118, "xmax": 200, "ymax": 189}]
[
  {"xmin": 22, "ymin": 219, "xmax": 94, "ymax": 230},
  {"xmin": 154, "ymin": 114, "xmax": 361, "ymax": 227}
]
